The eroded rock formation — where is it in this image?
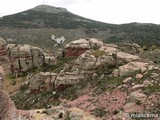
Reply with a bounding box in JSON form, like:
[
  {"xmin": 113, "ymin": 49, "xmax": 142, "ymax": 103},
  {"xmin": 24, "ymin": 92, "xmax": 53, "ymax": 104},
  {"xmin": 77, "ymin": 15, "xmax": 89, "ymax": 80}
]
[
  {"xmin": 64, "ymin": 38, "xmax": 103, "ymax": 57},
  {"xmin": 7, "ymin": 44, "xmax": 56, "ymax": 74}
]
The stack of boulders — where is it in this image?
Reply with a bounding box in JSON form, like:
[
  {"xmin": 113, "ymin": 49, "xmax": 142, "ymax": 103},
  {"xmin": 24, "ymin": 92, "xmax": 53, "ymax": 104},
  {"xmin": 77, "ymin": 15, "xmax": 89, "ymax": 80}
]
[
  {"xmin": 7, "ymin": 44, "xmax": 55, "ymax": 74},
  {"xmin": 64, "ymin": 38, "xmax": 103, "ymax": 57},
  {"xmin": 0, "ymin": 37, "xmax": 7, "ymax": 61}
]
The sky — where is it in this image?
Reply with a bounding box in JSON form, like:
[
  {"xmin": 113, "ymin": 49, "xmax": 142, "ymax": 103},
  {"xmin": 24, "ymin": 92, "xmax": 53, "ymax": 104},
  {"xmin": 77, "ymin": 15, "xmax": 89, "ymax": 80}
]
[{"xmin": 0, "ymin": 0, "xmax": 160, "ymax": 24}]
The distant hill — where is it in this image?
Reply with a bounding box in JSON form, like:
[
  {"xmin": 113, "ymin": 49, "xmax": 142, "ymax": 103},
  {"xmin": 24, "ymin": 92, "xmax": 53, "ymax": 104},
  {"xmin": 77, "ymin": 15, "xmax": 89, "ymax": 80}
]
[
  {"xmin": 0, "ymin": 4, "xmax": 112, "ymax": 29},
  {"xmin": 0, "ymin": 5, "xmax": 160, "ymax": 49}
]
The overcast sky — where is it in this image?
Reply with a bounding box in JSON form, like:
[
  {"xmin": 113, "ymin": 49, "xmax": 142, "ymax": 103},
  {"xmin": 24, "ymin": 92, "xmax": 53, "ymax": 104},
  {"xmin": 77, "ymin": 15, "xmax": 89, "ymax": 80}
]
[{"xmin": 0, "ymin": 0, "xmax": 160, "ymax": 24}]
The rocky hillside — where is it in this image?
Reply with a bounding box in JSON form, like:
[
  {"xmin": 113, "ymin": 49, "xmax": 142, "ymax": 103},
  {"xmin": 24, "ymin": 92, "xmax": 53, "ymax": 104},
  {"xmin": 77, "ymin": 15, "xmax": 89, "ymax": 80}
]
[
  {"xmin": 1, "ymin": 37, "xmax": 160, "ymax": 120},
  {"xmin": 0, "ymin": 5, "xmax": 160, "ymax": 49},
  {"xmin": 0, "ymin": 66, "xmax": 100, "ymax": 120}
]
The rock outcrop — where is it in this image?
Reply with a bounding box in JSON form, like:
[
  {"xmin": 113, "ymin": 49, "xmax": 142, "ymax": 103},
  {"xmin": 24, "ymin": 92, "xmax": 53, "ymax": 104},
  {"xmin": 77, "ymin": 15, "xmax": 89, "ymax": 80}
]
[
  {"xmin": 28, "ymin": 72, "xmax": 56, "ymax": 93},
  {"xmin": 113, "ymin": 61, "xmax": 148, "ymax": 77},
  {"xmin": 64, "ymin": 38, "xmax": 103, "ymax": 57},
  {"xmin": 7, "ymin": 44, "xmax": 56, "ymax": 74},
  {"xmin": 55, "ymin": 72, "xmax": 84, "ymax": 89},
  {"xmin": 2, "ymin": 37, "xmax": 160, "ymax": 120},
  {"xmin": 28, "ymin": 71, "xmax": 84, "ymax": 92},
  {"xmin": 128, "ymin": 91, "xmax": 147, "ymax": 103},
  {"xmin": 117, "ymin": 52, "xmax": 139, "ymax": 62},
  {"xmin": 75, "ymin": 50, "xmax": 116, "ymax": 70},
  {"xmin": 0, "ymin": 65, "xmax": 98, "ymax": 120},
  {"xmin": 131, "ymin": 43, "xmax": 143, "ymax": 54}
]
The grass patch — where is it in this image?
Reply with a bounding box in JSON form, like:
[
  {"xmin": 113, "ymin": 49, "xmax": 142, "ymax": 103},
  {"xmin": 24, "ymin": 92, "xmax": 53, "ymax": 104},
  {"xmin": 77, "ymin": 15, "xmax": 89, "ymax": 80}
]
[
  {"xmin": 11, "ymin": 90, "xmax": 60, "ymax": 110},
  {"xmin": 91, "ymin": 50, "xmax": 106, "ymax": 58},
  {"xmin": 92, "ymin": 76, "xmax": 125, "ymax": 94},
  {"xmin": 143, "ymin": 83, "xmax": 160, "ymax": 95},
  {"xmin": 10, "ymin": 79, "xmax": 16, "ymax": 85}
]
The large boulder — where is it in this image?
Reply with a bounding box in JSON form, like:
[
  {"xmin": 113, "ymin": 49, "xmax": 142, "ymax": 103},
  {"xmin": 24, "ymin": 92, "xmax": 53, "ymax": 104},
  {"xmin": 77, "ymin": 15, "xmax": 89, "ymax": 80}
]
[
  {"xmin": 64, "ymin": 38, "xmax": 103, "ymax": 57},
  {"xmin": 75, "ymin": 51, "xmax": 97, "ymax": 70},
  {"xmin": 117, "ymin": 52, "xmax": 139, "ymax": 62},
  {"xmin": 131, "ymin": 84, "xmax": 144, "ymax": 91},
  {"xmin": 99, "ymin": 43, "xmax": 117, "ymax": 54},
  {"xmin": 131, "ymin": 43, "xmax": 143, "ymax": 54},
  {"xmin": 29, "ymin": 72, "xmax": 57, "ymax": 93},
  {"xmin": 75, "ymin": 50, "xmax": 116, "ymax": 71},
  {"xmin": 55, "ymin": 72, "xmax": 84, "ymax": 89},
  {"xmin": 99, "ymin": 45, "xmax": 117, "ymax": 54},
  {"xmin": 65, "ymin": 39, "xmax": 90, "ymax": 57},
  {"xmin": 28, "ymin": 71, "xmax": 85, "ymax": 92},
  {"xmin": 89, "ymin": 38, "xmax": 103, "ymax": 49},
  {"xmin": 68, "ymin": 107, "xmax": 97, "ymax": 120},
  {"xmin": 113, "ymin": 62, "xmax": 148, "ymax": 77},
  {"xmin": 65, "ymin": 39, "xmax": 90, "ymax": 49},
  {"xmin": 128, "ymin": 92, "xmax": 147, "ymax": 103},
  {"xmin": 95, "ymin": 55, "xmax": 116, "ymax": 67}
]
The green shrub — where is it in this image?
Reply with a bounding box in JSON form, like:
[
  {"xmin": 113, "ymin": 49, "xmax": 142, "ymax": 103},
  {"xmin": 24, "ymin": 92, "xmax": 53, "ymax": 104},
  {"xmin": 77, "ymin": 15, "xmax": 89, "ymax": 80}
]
[
  {"xmin": 10, "ymin": 79, "xmax": 16, "ymax": 85},
  {"xmin": 150, "ymin": 44, "xmax": 157, "ymax": 51},
  {"xmin": 94, "ymin": 108, "xmax": 106, "ymax": 117},
  {"xmin": 92, "ymin": 50, "xmax": 106, "ymax": 58},
  {"xmin": 142, "ymin": 45, "xmax": 148, "ymax": 51},
  {"xmin": 20, "ymin": 84, "xmax": 28, "ymax": 92},
  {"xmin": 143, "ymin": 83, "xmax": 160, "ymax": 94}
]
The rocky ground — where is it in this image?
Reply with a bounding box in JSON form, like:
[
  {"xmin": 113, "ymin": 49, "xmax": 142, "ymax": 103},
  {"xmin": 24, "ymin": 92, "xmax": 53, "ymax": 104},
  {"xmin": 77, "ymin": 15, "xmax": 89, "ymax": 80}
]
[{"xmin": 1, "ymin": 37, "xmax": 160, "ymax": 120}]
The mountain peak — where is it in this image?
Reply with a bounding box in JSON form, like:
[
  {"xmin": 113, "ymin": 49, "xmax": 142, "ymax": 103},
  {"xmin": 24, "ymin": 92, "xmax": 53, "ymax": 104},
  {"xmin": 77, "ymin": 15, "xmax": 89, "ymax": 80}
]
[{"xmin": 31, "ymin": 4, "xmax": 69, "ymax": 14}]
